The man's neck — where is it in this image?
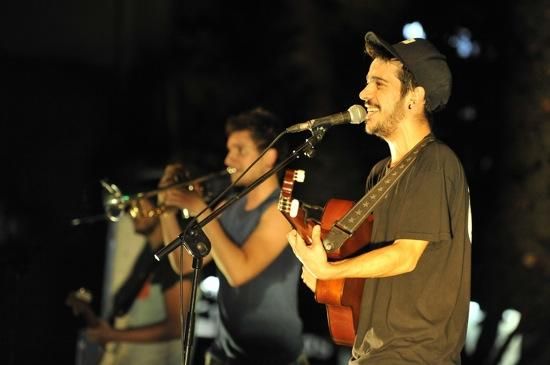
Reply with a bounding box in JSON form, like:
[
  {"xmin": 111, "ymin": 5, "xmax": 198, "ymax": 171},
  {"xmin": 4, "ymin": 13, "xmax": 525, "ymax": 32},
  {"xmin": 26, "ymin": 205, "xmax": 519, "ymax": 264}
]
[
  {"xmin": 244, "ymin": 176, "xmax": 279, "ymax": 211},
  {"xmin": 385, "ymin": 122, "xmax": 431, "ymax": 167}
]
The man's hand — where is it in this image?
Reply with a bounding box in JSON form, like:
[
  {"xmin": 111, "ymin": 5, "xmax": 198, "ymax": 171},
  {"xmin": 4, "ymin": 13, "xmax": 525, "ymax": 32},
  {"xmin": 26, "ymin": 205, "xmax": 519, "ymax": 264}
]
[
  {"xmin": 163, "ymin": 188, "xmax": 207, "ymax": 217},
  {"xmin": 85, "ymin": 319, "xmax": 115, "ymax": 345},
  {"xmin": 287, "ymin": 225, "xmax": 331, "ymax": 281},
  {"xmin": 157, "ymin": 163, "xmax": 186, "ymax": 206},
  {"xmin": 158, "ymin": 163, "xmax": 208, "ymax": 217}
]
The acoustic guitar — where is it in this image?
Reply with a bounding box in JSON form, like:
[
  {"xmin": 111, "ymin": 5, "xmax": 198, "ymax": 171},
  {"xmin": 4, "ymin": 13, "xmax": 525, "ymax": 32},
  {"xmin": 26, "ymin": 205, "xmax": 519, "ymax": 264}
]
[{"xmin": 278, "ymin": 169, "xmax": 373, "ymax": 346}]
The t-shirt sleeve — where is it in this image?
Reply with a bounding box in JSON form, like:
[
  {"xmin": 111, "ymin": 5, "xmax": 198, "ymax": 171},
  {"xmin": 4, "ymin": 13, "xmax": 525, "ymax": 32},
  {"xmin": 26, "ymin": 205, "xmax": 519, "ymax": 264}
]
[{"xmin": 394, "ymin": 151, "xmax": 452, "ymax": 243}]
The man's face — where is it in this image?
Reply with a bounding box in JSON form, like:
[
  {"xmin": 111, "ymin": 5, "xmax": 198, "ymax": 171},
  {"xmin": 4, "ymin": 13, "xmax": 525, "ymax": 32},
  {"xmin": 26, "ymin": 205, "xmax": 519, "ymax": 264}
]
[
  {"xmin": 224, "ymin": 130, "xmax": 270, "ymax": 186},
  {"xmin": 359, "ymin": 58, "xmax": 407, "ymax": 138}
]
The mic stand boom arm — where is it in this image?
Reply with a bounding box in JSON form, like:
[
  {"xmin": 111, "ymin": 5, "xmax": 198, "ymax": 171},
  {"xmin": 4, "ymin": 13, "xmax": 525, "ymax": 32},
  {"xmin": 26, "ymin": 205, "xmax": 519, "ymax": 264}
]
[{"xmin": 154, "ymin": 126, "xmax": 327, "ymax": 261}]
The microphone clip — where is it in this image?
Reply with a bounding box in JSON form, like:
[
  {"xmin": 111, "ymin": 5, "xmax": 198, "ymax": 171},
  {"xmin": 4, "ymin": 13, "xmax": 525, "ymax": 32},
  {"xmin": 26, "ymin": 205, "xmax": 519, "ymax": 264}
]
[{"xmin": 182, "ymin": 223, "xmax": 211, "ymax": 258}]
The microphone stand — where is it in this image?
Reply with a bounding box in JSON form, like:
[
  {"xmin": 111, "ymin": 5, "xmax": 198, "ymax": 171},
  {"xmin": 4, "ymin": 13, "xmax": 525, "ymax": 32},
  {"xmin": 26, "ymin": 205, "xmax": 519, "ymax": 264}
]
[
  {"xmin": 179, "ymin": 225, "xmax": 209, "ymax": 365},
  {"xmin": 154, "ymin": 127, "xmax": 328, "ymax": 365}
]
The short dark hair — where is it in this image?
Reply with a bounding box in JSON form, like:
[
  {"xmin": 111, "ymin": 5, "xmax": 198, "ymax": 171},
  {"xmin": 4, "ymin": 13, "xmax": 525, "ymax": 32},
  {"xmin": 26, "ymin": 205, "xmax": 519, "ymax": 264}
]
[{"xmin": 225, "ymin": 107, "xmax": 288, "ymax": 161}]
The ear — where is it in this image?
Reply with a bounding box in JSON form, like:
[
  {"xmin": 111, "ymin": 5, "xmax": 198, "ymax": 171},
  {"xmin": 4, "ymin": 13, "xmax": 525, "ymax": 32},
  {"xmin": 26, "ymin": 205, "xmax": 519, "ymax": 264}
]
[{"xmin": 410, "ymin": 86, "xmax": 426, "ymax": 108}]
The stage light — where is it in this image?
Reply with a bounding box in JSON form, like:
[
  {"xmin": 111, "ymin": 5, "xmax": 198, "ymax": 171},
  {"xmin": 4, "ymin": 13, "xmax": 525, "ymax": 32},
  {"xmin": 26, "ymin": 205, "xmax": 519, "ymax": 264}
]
[
  {"xmin": 449, "ymin": 28, "xmax": 481, "ymax": 59},
  {"xmin": 402, "ymin": 21, "xmax": 426, "ymax": 39}
]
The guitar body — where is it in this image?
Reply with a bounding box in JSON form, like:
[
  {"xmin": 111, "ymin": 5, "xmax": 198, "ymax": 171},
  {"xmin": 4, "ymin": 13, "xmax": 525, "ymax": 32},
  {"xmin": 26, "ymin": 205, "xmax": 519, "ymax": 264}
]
[
  {"xmin": 279, "ymin": 170, "xmax": 373, "ymax": 346},
  {"xmin": 316, "ymin": 199, "xmax": 373, "ymax": 346}
]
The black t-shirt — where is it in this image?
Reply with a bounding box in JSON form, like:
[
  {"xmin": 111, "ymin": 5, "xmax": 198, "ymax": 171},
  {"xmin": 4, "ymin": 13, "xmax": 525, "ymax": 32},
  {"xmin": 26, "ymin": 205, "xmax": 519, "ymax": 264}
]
[{"xmin": 350, "ymin": 139, "xmax": 471, "ymax": 364}]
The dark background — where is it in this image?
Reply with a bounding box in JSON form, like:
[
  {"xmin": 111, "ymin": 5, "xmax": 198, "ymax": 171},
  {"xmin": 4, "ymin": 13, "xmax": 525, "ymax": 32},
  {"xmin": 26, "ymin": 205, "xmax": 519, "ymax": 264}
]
[{"xmin": 1, "ymin": 1, "xmax": 549, "ymax": 364}]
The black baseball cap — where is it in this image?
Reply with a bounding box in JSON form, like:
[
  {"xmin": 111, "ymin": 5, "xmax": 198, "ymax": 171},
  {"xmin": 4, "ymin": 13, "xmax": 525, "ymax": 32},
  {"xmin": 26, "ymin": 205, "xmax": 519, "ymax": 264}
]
[{"xmin": 364, "ymin": 31, "xmax": 452, "ymax": 113}]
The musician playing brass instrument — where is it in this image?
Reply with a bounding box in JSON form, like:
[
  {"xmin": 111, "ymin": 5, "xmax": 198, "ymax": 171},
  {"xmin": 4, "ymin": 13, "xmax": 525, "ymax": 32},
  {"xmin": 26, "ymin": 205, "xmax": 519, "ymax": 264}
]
[{"xmin": 158, "ymin": 108, "xmax": 309, "ymax": 365}]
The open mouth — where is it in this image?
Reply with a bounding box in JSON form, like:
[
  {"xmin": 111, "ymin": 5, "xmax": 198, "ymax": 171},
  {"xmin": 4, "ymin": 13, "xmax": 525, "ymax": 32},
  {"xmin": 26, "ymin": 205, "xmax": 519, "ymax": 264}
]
[
  {"xmin": 366, "ymin": 106, "xmax": 379, "ymax": 120},
  {"xmin": 366, "ymin": 105, "xmax": 380, "ymax": 114}
]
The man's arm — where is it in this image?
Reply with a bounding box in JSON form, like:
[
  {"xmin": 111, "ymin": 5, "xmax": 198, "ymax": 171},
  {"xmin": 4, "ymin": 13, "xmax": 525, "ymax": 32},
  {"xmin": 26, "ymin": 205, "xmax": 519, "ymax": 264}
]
[
  {"xmin": 288, "ymin": 225, "xmax": 428, "ymax": 286},
  {"xmin": 201, "ymin": 203, "xmax": 292, "ymax": 287},
  {"xmin": 159, "ymin": 167, "xmax": 291, "ymax": 286},
  {"xmin": 163, "ymin": 202, "xmax": 291, "ymax": 287},
  {"xmin": 161, "ymin": 203, "xmax": 290, "ymax": 287},
  {"xmin": 157, "ymin": 163, "xmax": 212, "ymax": 274},
  {"xmin": 86, "ymin": 281, "xmax": 191, "ymax": 344}
]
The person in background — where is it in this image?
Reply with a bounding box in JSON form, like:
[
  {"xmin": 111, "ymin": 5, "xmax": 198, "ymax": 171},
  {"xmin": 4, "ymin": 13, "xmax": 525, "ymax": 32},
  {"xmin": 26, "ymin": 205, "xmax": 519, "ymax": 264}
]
[{"xmin": 85, "ymin": 197, "xmax": 191, "ymax": 365}]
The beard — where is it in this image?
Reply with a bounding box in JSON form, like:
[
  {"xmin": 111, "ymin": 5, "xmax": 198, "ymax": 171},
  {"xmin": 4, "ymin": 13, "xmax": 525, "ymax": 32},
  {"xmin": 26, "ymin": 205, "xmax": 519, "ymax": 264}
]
[{"xmin": 366, "ymin": 97, "xmax": 407, "ymax": 138}]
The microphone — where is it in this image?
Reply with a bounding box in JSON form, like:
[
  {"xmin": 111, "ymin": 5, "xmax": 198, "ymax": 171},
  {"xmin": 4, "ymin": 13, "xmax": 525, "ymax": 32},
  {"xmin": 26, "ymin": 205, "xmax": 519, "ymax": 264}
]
[{"xmin": 285, "ymin": 104, "xmax": 367, "ymax": 133}]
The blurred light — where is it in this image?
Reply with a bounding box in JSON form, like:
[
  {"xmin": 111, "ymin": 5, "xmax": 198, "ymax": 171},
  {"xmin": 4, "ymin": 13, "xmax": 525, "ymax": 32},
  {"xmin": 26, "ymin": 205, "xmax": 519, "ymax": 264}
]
[
  {"xmin": 465, "ymin": 301, "xmax": 485, "ymax": 355},
  {"xmin": 497, "ymin": 309, "xmax": 521, "ymax": 346},
  {"xmin": 480, "ymin": 156, "xmax": 494, "ymax": 172},
  {"xmin": 458, "ymin": 105, "xmax": 478, "ymax": 122},
  {"xmin": 494, "ymin": 309, "xmax": 522, "ymax": 364},
  {"xmin": 402, "ymin": 21, "xmax": 426, "ymax": 39},
  {"xmin": 448, "ymin": 28, "xmax": 481, "ymax": 59},
  {"xmin": 303, "ymin": 333, "xmax": 334, "ymax": 360},
  {"xmin": 465, "ymin": 302, "xmax": 522, "ymax": 363},
  {"xmin": 199, "ymin": 275, "xmax": 220, "ymax": 298}
]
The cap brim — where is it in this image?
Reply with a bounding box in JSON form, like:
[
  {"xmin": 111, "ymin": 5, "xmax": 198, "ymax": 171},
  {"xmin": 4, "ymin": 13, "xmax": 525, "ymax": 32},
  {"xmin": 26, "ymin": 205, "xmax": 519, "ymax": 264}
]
[{"xmin": 364, "ymin": 31, "xmax": 404, "ymax": 64}]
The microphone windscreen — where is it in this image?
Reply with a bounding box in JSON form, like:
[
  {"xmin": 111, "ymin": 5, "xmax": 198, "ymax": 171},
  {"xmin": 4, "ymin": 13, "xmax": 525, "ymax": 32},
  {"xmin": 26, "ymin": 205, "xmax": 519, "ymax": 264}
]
[{"xmin": 347, "ymin": 104, "xmax": 367, "ymax": 124}]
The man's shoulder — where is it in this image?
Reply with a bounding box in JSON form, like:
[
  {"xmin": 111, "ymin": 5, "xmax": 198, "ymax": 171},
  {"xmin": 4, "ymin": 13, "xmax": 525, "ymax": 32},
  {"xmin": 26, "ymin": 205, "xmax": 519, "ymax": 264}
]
[
  {"xmin": 371, "ymin": 156, "xmax": 391, "ymax": 174},
  {"xmin": 422, "ymin": 140, "xmax": 465, "ymax": 170}
]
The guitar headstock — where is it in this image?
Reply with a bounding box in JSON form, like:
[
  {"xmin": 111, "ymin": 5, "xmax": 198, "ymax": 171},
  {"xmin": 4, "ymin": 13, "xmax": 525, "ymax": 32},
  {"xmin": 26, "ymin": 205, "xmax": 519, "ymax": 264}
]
[
  {"xmin": 66, "ymin": 287, "xmax": 99, "ymax": 327},
  {"xmin": 278, "ymin": 169, "xmax": 305, "ymax": 218}
]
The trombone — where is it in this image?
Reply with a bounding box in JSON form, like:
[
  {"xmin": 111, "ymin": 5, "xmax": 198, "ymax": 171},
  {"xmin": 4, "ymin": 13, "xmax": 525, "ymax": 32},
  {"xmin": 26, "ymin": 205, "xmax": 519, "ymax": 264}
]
[{"xmin": 101, "ymin": 167, "xmax": 236, "ymax": 222}]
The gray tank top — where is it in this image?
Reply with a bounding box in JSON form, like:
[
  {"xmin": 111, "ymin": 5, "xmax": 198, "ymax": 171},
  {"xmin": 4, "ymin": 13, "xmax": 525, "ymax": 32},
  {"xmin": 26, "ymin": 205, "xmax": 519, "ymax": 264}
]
[{"xmin": 214, "ymin": 189, "xmax": 304, "ymax": 363}]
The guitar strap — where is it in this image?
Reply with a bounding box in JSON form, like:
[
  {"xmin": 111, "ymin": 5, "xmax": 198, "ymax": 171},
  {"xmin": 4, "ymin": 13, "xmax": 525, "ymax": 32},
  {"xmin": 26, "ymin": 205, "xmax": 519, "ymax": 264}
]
[{"xmin": 322, "ymin": 134, "xmax": 436, "ymax": 252}]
